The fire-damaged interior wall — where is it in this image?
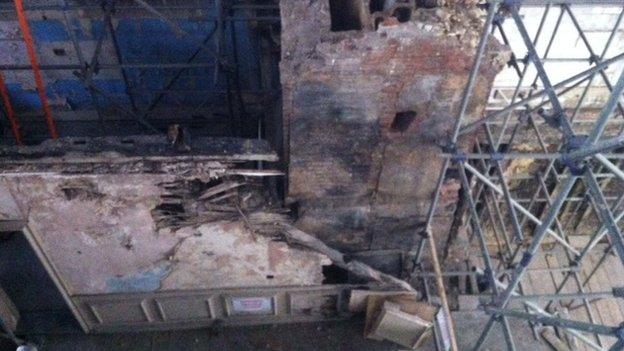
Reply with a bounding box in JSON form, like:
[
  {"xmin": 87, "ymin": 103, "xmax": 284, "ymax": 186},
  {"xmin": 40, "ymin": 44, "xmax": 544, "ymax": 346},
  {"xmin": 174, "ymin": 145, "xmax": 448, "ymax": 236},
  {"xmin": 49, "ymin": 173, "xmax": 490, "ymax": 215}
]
[
  {"xmin": 3, "ymin": 175, "xmax": 327, "ymax": 295},
  {"xmin": 281, "ymin": 0, "xmax": 508, "ymax": 252},
  {"xmin": 0, "ymin": 137, "xmax": 328, "ymax": 296}
]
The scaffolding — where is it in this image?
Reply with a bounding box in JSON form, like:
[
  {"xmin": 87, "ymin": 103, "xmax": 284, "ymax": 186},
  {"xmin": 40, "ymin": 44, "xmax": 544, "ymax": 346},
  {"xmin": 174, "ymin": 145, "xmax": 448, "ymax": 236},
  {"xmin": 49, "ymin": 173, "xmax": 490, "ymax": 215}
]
[
  {"xmin": 416, "ymin": 1, "xmax": 624, "ymax": 350},
  {"xmin": 1, "ymin": 0, "xmax": 624, "ymax": 350},
  {"xmin": 0, "ymin": 0, "xmax": 280, "ymax": 143}
]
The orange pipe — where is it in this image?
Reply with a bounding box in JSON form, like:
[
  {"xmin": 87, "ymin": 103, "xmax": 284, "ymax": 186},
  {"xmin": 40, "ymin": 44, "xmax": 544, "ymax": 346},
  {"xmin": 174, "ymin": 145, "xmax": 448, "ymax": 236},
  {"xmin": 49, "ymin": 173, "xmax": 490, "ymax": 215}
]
[
  {"xmin": 0, "ymin": 72, "xmax": 23, "ymax": 145},
  {"xmin": 14, "ymin": 0, "xmax": 59, "ymax": 139}
]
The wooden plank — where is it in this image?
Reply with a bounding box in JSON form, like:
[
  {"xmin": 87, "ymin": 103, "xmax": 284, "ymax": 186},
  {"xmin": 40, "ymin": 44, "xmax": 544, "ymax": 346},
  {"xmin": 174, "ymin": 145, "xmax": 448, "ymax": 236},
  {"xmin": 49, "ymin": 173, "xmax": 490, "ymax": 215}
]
[
  {"xmin": 0, "ymin": 181, "xmax": 26, "ymax": 232},
  {"xmin": 579, "ymin": 252, "xmax": 609, "ymax": 348},
  {"xmin": 0, "ymin": 285, "xmax": 19, "ymax": 332},
  {"xmin": 0, "ymin": 136, "xmax": 278, "ymax": 163},
  {"xmin": 526, "ymin": 253, "xmax": 555, "ymax": 310},
  {"xmin": 21, "ymin": 224, "xmax": 91, "ymax": 332},
  {"xmin": 541, "ymin": 328, "xmax": 571, "ymax": 351},
  {"xmin": 546, "ymin": 249, "xmax": 596, "ymax": 351},
  {"xmin": 199, "ymin": 181, "xmax": 245, "ymax": 200},
  {"xmin": 544, "ymin": 254, "xmax": 573, "ymax": 308},
  {"xmin": 601, "ymin": 254, "xmax": 624, "ymax": 318},
  {"xmin": 0, "ymin": 219, "xmax": 26, "ymax": 232},
  {"xmin": 587, "ymin": 253, "xmax": 622, "ymax": 328},
  {"xmin": 0, "ymin": 182, "xmax": 23, "ymax": 223}
]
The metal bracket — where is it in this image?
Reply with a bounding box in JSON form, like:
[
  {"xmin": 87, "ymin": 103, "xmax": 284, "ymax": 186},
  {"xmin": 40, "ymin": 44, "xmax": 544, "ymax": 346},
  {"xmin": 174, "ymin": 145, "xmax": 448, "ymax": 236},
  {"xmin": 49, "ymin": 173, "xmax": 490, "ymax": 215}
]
[
  {"xmin": 537, "ymin": 108, "xmax": 561, "ymax": 129},
  {"xmin": 493, "ymin": 12, "xmax": 505, "ymax": 26},
  {"xmin": 562, "ymin": 135, "xmax": 589, "ymax": 175},
  {"xmin": 589, "ymin": 54, "xmax": 600, "ymax": 65},
  {"xmin": 517, "ymin": 111, "xmax": 530, "ymax": 124},
  {"xmin": 490, "ymin": 152, "xmax": 504, "ymax": 162},
  {"xmin": 520, "ymin": 252, "xmax": 533, "ymax": 268},
  {"xmin": 451, "ymin": 152, "xmax": 467, "ymax": 163}
]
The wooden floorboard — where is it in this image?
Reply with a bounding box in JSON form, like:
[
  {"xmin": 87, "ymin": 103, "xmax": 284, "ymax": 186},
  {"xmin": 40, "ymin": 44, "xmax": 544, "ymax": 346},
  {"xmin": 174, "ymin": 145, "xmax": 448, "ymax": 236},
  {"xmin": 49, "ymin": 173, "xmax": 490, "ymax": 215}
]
[{"xmin": 469, "ymin": 235, "xmax": 624, "ymax": 350}]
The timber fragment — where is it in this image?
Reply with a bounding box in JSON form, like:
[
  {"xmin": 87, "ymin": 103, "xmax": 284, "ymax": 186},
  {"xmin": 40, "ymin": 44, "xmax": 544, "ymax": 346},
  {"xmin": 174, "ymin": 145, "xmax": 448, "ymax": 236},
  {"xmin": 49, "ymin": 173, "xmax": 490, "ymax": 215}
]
[{"xmin": 248, "ymin": 212, "xmax": 416, "ymax": 292}]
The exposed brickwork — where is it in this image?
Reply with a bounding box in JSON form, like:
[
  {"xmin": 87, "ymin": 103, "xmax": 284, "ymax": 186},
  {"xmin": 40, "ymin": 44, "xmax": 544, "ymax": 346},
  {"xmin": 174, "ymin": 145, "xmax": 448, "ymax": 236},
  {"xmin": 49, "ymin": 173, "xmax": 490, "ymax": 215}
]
[{"xmin": 281, "ymin": 1, "xmax": 508, "ymax": 251}]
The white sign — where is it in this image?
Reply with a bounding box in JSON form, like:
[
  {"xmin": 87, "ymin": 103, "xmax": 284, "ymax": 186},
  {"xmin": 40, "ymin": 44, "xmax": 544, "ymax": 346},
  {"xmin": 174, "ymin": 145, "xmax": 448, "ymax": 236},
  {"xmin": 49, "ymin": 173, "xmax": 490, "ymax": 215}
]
[{"xmin": 231, "ymin": 297, "xmax": 273, "ymax": 315}]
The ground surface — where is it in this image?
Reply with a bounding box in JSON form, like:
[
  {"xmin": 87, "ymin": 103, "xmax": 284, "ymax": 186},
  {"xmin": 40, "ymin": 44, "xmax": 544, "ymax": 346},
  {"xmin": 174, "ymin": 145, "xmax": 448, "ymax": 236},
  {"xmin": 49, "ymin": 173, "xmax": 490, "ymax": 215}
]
[
  {"xmin": 3, "ymin": 321, "xmax": 397, "ymax": 351},
  {"xmin": 1, "ymin": 315, "xmax": 548, "ymax": 351},
  {"xmin": 0, "ymin": 231, "xmax": 548, "ymax": 351}
]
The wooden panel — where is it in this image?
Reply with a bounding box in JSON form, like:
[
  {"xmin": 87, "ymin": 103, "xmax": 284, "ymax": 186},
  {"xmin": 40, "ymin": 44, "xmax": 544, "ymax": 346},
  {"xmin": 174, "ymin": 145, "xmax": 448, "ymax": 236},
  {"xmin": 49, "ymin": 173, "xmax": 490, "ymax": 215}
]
[
  {"xmin": 155, "ymin": 296, "xmax": 213, "ymax": 322},
  {"xmin": 0, "ymin": 285, "xmax": 19, "ymax": 332},
  {"xmin": 73, "ymin": 285, "xmax": 352, "ymax": 333},
  {"xmin": 90, "ymin": 300, "xmax": 152, "ymax": 325},
  {"xmin": 0, "ymin": 182, "xmax": 25, "ymax": 232}
]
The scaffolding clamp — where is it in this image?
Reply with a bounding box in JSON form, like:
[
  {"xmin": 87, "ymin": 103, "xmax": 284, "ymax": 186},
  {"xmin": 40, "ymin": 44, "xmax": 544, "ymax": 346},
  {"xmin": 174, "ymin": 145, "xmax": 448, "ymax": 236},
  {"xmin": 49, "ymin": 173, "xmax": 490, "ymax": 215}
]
[
  {"xmin": 445, "ymin": 143, "xmax": 467, "ymax": 163},
  {"xmin": 517, "ymin": 110, "xmax": 530, "ymax": 125},
  {"xmin": 520, "ymin": 252, "xmax": 533, "ymax": 268},
  {"xmin": 589, "ymin": 54, "xmax": 601, "ymax": 65},
  {"xmin": 537, "ymin": 108, "xmax": 561, "ymax": 129},
  {"xmin": 493, "ymin": 13, "xmax": 505, "ymax": 26},
  {"xmin": 562, "ymin": 135, "xmax": 588, "ymax": 175},
  {"xmin": 490, "ymin": 152, "xmax": 504, "ymax": 162}
]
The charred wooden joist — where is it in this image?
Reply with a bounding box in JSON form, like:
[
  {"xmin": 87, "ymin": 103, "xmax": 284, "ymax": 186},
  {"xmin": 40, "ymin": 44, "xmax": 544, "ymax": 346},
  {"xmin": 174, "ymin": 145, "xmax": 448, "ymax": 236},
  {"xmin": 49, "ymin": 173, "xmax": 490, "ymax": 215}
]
[{"xmin": 0, "ymin": 136, "xmax": 280, "ymax": 177}]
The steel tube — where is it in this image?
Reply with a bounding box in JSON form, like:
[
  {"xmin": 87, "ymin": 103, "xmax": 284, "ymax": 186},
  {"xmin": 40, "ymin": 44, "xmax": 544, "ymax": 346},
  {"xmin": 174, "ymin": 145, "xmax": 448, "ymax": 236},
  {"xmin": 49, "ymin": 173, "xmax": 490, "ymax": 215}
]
[
  {"xmin": 464, "ymin": 162, "xmax": 581, "ymax": 256},
  {"xmin": 0, "ymin": 72, "xmax": 22, "ymax": 145},
  {"xmin": 486, "ymin": 308, "xmax": 619, "ymax": 336},
  {"xmin": 461, "ymin": 51, "xmax": 624, "ymax": 134},
  {"xmin": 14, "ymin": 0, "xmax": 58, "ymax": 139}
]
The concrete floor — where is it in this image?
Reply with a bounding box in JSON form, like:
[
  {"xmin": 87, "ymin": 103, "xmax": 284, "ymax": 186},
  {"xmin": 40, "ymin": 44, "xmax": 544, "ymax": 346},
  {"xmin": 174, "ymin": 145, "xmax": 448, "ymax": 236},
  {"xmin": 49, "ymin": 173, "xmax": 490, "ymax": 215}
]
[
  {"xmin": 0, "ymin": 311, "xmax": 548, "ymax": 351},
  {"xmin": 1, "ymin": 320, "xmax": 399, "ymax": 351}
]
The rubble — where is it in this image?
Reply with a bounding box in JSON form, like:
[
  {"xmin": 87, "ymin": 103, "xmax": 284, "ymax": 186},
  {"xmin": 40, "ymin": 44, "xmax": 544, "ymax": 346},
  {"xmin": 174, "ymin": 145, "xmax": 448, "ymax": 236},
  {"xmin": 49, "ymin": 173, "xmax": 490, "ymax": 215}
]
[{"xmin": 248, "ymin": 212, "xmax": 416, "ymax": 291}]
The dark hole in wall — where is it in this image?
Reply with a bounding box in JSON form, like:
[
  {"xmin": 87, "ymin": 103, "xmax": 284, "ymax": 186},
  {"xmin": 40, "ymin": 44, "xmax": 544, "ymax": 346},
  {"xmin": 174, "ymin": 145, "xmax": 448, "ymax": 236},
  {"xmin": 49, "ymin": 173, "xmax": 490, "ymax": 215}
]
[
  {"xmin": 289, "ymin": 201, "xmax": 300, "ymax": 219},
  {"xmin": 369, "ymin": 0, "xmax": 385, "ymax": 13},
  {"xmin": 476, "ymin": 273, "xmax": 489, "ymax": 293},
  {"xmin": 0, "ymin": 232, "xmax": 81, "ymax": 333},
  {"xmin": 393, "ymin": 7, "xmax": 412, "ymax": 23},
  {"xmin": 154, "ymin": 203, "xmax": 185, "ymax": 214},
  {"xmin": 329, "ymin": 0, "xmax": 363, "ymax": 32},
  {"xmin": 322, "ymin": 264, "xmax": 349, "ymax": 284},
  {"xmin": 320, "ymin": 295, "xmax": 339, "ymax": 317},
  {"xmin": 391, "ymin": 111, "xmax": 417, "ymax": 132},
  {"xmin": 374, "ymin": 17, "xmax": 384, "ymax": 31},
  {"xmin": 62, "ymin": 188, "xmax": 102, "ymax": 201},
  {"xmin": 60, "ymin": 180, "xmax": 104, "ymax": 201},
  {"xmin": 53, "ymin": 48, "xmax": 66, "ymax": 56}
]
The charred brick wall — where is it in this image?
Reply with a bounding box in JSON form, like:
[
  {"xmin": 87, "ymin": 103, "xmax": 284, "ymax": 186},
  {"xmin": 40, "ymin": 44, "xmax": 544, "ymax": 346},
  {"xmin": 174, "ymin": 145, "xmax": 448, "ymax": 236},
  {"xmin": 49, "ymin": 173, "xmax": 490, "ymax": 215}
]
[{"xmin": 281, "ymin": 0, "xmax": 508, "ymax": 252}]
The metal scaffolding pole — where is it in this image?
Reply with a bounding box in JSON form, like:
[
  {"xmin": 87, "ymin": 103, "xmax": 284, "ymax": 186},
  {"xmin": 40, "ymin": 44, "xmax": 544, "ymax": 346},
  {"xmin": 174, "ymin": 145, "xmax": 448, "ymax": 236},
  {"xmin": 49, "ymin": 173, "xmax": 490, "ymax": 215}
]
[
  {"xmin": 14, "ymin": 0, "xmax": 59, "ymax": 139},
  {"xmin": 422, "ymin": 2, "xmax": 624, "ymax": 350}
]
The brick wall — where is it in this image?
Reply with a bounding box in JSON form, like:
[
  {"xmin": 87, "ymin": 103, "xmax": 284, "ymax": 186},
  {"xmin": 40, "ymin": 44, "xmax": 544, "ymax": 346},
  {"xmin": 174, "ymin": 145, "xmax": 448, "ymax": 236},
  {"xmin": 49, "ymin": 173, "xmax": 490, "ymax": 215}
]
[{"xmin": 281, "ymin": 0, "xmax": 508, "ymax": 252}]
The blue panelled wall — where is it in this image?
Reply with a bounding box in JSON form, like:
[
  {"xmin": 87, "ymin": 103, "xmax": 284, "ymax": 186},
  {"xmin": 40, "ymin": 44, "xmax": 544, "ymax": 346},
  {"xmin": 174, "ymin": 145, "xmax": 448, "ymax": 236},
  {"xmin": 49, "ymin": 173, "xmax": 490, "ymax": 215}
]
[{"xmin": 0, "ymin": 5, "xmax": 278, "ymax": 143}]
